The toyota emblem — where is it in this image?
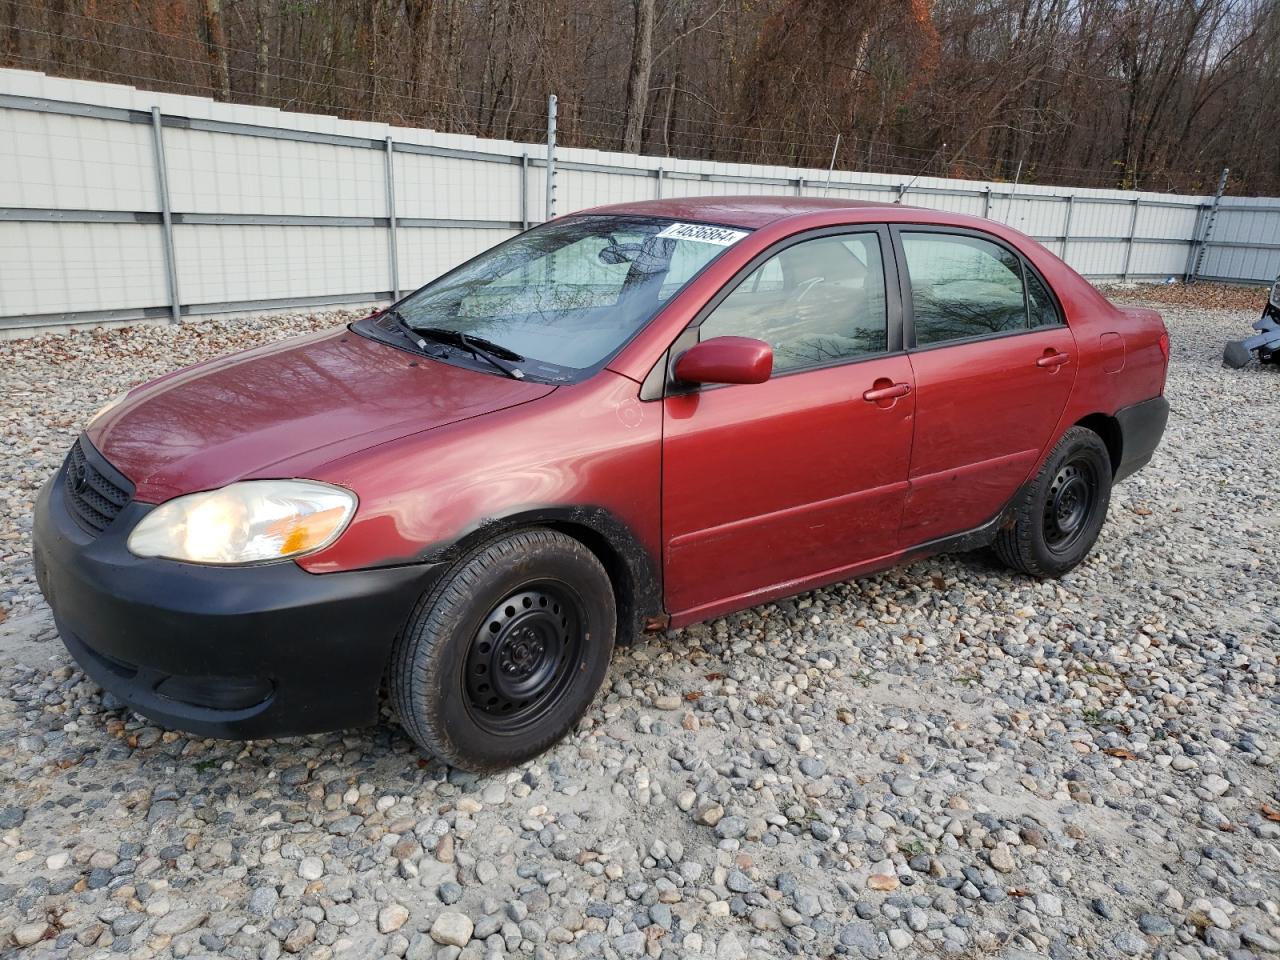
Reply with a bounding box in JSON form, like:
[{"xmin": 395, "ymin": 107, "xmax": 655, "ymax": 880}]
[{"xmin": 70, "ymin": 460, "xmax": 88, "ymax": 495}]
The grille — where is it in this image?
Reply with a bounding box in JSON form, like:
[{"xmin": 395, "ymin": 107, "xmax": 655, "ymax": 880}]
[{"xmin": 63, "ymin": 438, "xmax": 133, "ymax": 535}]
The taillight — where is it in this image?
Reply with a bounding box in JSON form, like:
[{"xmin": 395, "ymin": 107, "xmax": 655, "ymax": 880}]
[{"xmin": 1158, "ymin": 332, "xmax": 1170, "ymax": 361}]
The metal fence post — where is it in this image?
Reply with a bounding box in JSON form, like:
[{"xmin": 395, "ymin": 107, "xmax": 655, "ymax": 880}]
[
  {"xmin": 1188, "ymin": 167, "xmax": 1229, "ymax": 283},
  {"xmin": 794, "ymin": 177, "xmax": 804, "ymax": 196},
  {"xmin": 823, "ymin": 134, "xmax": 841, "ymax": 196},
  {"xmin": 1183, "ymin": 204, "xmax": 1206, "ymax": 282},
  {"xmin": 520, "ymin": 152, "xmax": 530, "ymax": 230},
  {"xmin": 1121, "ymin": 196, "xmax": 1141, "ymax": 280},
  {"xmin": 545, "ymin": 94, "xmax": 557, "ymax": 221},
  {"xmin": 656, "ymin": 167, "xmax": 664, "ymax": 199},
  {"xmin": 149, "ymin": 107, "xmax": 180, "ymax": 324},
  {"xmin": 1062, "ymin": 194, "xmax": 1075, "ymax": 264},
  {"xmin": 384, "ymin": 136, "xmax": 400, "ymax": 300},
  {"xmin": 982, "ymin": 186, "xmax": 992, "ymax": 219}
]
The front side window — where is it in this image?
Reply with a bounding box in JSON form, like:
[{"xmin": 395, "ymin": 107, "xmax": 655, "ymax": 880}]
[
  {"xmin": 901, "ymin": 233, "xmax": 1029, "ymax": 346},
  {"xmin": 383, "ymin": 215, "xmax": 744, "ymax": 381},
  {"xmin": 698, "ymin": 233, "xmax": 889, "ymax": 374}
]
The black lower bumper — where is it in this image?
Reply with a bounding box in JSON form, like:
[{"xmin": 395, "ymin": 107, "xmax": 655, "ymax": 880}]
[
  {"xmin": 33, "ymin": 462, "xmax": 442, "ymax": 740},
  {"xmin": 1114, "ymin": 396, "xmax": 1170, "ymax": 482},
  {"xmin": 1244, "ymin": 310, "xmax": 1280, "ymax": 362}
]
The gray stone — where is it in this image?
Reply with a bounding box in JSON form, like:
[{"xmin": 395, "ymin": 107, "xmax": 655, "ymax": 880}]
[
  {"xmin": 726, "ymin": 869, "xmax": 753, "ymax": 893},
  {"xmin": 248, "ymin": 885, "xmax": 279, "ymax": 918},
  {"xmin": 1138, "ymin": 914, "xmax": 1174, "ymax": 936},
  {"xmin": 152, "ymin": 909, "xmax": 208, "ymax": 936},
  {"xmin": 430, "ymin": 912, "xmax": 474, "ymax": 948}
]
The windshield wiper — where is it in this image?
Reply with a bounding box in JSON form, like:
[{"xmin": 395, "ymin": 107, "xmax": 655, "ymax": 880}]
[
  {"xmin": 381, "ymin": 308, "xmax": 433, "ymax": 352},
  {"xmin": 379, "ymin": 312, "xmax": 526, "ymax": 380},
  {"xmin": 414, "ymin": 326, "xmax": 526, "ymax": 380}
]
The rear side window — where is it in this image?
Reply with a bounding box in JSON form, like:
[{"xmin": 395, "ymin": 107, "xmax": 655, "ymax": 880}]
[
  {"xmin": 901, "ymin": 233, "xmax": 1028, "ymax": 346},
  {"xmin": 698, "ymin": 232, "xmax": 889, "ymax": 374}
]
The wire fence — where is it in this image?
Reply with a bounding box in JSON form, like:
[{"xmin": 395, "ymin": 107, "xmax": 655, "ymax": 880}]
[{"xmin": 1, "ymin": 67, "xmax": 1277, "ymax": 335}]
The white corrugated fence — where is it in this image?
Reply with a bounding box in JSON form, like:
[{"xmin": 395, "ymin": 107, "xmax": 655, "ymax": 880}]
[{"xmin": 1, "ymin": 68, "xmax": 1277, "ymax": 335}]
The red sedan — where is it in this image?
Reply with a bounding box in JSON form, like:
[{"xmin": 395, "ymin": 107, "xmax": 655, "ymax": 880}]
[{"xmin": 33, "ymin": 197, "xmax": 1170, "ymax": 771}]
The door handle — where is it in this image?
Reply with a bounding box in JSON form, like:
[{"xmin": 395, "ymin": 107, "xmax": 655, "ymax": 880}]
[
  {"xmin": 863, "ymin": 381, "xmax": 912, "ymax": 402},
  {"xmin": 1036, "ymin": 351, "xmax": 1071, "ymax": 368}
]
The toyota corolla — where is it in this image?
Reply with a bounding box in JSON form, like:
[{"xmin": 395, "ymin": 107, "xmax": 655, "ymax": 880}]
[{"xmin": 33, "ymin": 197, "xmax": 1170, "ymax": 771}]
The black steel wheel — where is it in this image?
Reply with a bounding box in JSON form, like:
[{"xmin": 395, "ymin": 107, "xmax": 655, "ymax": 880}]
[
  {"xmin": 389, "ymin": 529, "xmax": 616, "ymax": 772},
  {"xmin": 464, "ymin": 584, "xmax": 585, "ymax": 734},
  {"xmin": 995, "ymin": 426, "xmax": 1113, "ymax": 578},
  {"xmin": 1041, "ymin": 458, "xmax": 1099, "ymax": 554}
]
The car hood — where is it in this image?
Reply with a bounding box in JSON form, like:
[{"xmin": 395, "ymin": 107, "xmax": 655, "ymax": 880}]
[{"xmin": 87, "ymin": 326, "xmax": 555, "ymax": 503}]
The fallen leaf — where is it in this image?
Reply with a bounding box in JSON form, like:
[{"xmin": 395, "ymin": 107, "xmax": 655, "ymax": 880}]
[
  {"xmin": 1131, "ymin": 505, "xmax": 1153, "ymax": 516},
  {"xmin": 704, "ymin": 672, "xmax": 724, "ymax": 681},
  {"xmin": 683, "ymin": 691, "xmax": 702, "ymax": 702},
  {"xmin": 930, "ymin": 575, "xmax": 946, "ymax": 590},
  {"xmin": 1217, "ymin": 823, "xmax": 1236, "ymax": 832},
  {"xmin": 1103, "ymin": 748, "xmax": 1141, "ymax": 760},
  {"xmin": 1261, "ymin": 805, "xmax": 1280, "ymax": 823}
]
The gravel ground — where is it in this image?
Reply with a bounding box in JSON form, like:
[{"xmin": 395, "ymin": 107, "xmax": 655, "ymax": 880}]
[{"xmin": 0, "ymin": 296, "xmax": 1277, "ymax": 960}]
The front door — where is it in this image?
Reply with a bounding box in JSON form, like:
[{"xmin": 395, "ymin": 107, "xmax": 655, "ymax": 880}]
[
  {"xmin": 893, "ymin": 228, "xmax": 1078, "ymax": 544},
  {"xmin": 661, "ymin": 228, "xmax": 916, "ymax": 620}
]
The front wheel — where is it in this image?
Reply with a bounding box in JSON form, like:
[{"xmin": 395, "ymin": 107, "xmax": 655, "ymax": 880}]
[
  {"xmin": 995, "ymin": 426, "xmax": 1113, "ymax": 578},
  {"xmin": 389, "ymin": 529, "xmax": 616, "ymax": 772}
]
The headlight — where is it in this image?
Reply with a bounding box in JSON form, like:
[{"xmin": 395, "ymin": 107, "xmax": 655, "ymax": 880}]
[
  {"xmin": 127, "ymin": 480, "xmax": 356, "ymax": 564},
  {"xmin": 88, "ymin": 390, "xmax": 131, "ymax": 427}
]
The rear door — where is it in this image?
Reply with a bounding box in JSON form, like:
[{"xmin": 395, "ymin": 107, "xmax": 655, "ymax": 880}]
[
  {"xmin": 893, "ymin": 227, "xmax": 1076, "ymax": 545},
  {"xmin": 661, "ymin": 227, "xmax": 915, "ymax": 619}
]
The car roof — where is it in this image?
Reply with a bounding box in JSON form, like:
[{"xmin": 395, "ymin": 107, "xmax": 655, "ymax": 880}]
[{"xmin": 577, "ymin": 195, "xmax": 943, "ymax": 230}]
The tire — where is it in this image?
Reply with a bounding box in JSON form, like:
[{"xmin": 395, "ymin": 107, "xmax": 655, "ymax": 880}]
[
  {"xmin": 1223, "ymin": 339, "xmax": 1252, "ymax": 369},
  {"xmin": 994, "ymin": 426, "xmax": 1113, "ymax": 578},
  {"xmin": 389, "ymin": 529, "xmax": 616, "ymax": 772}
]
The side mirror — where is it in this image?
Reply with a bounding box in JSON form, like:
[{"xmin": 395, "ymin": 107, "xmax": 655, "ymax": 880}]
[{"xmin": 674, "ymin": 336, "xmax": 773, "ymax": 386}]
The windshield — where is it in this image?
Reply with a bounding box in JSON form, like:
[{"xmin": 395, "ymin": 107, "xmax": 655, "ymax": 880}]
[{"xmin": 378, "ymin": 215, "xmax": 748, "ymax": 381}]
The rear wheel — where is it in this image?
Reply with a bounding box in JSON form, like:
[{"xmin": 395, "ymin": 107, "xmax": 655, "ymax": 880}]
[
  {"xmin": 995, "ymin": 426, "xmax": 1113, "ymax": 578},
  {"xmin": 389, "ymin": 529, "xmax": 616, "ymax": 772}
]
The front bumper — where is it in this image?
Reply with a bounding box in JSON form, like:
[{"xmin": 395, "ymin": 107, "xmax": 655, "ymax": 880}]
[
  {"xmin": 32, "ymin": 450, "xmax": 441, "ymax": 739},
  {"xmin": 1244, "ymin": 309, "xmax": 1280, "ymax": 362}
]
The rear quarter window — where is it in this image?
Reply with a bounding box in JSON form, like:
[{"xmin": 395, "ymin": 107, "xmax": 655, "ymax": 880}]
[{"xmin": 1026, "ymin": 268, "xmax": 1062, "ymax": 327}]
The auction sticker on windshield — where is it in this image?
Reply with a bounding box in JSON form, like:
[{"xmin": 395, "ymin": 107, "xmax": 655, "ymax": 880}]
[{"xmin": 656, "ymin": 222, "xmax": 750, "ymax": 246}]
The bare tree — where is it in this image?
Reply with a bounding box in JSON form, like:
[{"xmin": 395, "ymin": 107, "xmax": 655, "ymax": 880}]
[
  {"xmin": 201, "ymin": 0, "xmax": 231, "ymax": 100},
  {"xmin": 3, "ymin": 0, "xmax": 1277, "ymax": 193},
  {"xmin": 622, "ymin": 0, "xmax": 655, "ymax": 153}
]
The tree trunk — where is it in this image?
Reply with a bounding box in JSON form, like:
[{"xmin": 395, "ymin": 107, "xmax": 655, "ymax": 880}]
[
  {"xmin": 662, "ymin": 68, "xmax": 679, "ymax": 156},
  {"xmin": 4, "ymin": 0, "xmax": 22, "ymax": 65},
  {"xmin": 622, "ymin": 0, "xmax": 655, "ymax": 154},
  {"xmin": 203, "ymin": 0, "xmax": 231, "ymax": 101},
  {"xmin": 254, "ymin": 0, "xmax": 270, "ymax": 103},
  {"xmin": 404, "ymin": 0, "xmax": 435, "ymax": 125}
]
